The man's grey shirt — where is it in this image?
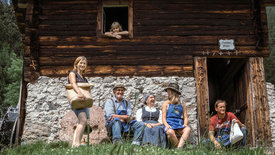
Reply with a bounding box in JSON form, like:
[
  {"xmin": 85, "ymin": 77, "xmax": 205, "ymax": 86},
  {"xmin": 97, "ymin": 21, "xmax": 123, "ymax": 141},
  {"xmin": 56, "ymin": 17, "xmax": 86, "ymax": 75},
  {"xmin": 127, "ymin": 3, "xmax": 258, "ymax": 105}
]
[{"xmin": 104, "ymin": 97, "xmax": 132, "ymax": 121}]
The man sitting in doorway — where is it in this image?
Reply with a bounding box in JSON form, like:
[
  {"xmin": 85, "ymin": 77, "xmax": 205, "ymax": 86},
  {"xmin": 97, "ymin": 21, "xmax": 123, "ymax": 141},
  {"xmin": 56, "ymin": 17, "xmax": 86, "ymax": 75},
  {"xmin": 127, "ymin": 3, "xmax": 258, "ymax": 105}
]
[{"xmin": 208, "ymin": 100, "xmax": 247, "ymax": 148}]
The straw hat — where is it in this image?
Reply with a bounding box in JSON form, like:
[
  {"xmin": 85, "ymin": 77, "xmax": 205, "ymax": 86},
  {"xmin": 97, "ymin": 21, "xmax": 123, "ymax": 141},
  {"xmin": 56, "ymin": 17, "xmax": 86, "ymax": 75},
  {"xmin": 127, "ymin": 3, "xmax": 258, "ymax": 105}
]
[
  {"xmin": 164, "ymin": 83, "xmax": 181, "ymax": 95},
  {"xmin": 113, "ymin": 83, "xmax": 126, "ymax": 91}
]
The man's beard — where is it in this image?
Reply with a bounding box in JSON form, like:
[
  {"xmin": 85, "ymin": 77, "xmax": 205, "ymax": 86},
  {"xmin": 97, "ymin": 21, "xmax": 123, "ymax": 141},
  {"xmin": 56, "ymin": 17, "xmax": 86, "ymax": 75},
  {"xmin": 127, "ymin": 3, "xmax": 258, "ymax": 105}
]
[{"xmin": 116, "ymin": 95, "xmax": 123, "ymax": 100}]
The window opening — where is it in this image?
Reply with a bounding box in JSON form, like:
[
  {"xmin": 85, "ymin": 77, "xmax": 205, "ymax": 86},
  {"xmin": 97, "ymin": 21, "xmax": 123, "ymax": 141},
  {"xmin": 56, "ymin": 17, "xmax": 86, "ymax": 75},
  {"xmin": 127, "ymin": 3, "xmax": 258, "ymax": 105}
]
[{"xmin": 102, "ymin": 6, "xmax": 128, "ymax": 33}]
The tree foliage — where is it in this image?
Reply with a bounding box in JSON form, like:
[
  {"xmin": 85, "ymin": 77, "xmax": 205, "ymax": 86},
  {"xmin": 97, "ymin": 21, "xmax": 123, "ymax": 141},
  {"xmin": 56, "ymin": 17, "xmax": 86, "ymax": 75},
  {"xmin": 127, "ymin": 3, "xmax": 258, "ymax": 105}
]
[
  {"xmin": 264, "ymin": 7, "xmax": 275, "ymax": 85},
  {"xmin": 3, "ymin": 52, "xmax": 23, "ymax": 108},
  {"xmin": 0, "ymin": 2, "xmax": 23, "ymax": 117}
]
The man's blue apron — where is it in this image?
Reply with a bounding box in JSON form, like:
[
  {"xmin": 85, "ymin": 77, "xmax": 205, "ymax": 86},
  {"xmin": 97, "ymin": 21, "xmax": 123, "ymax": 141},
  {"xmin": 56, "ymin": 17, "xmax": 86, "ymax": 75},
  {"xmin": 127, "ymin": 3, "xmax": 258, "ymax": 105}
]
[
  {"xmin": 112, "ymin": 99, "xmax": 136, "ymax": 132},
  {"xmin": 215, "ymin": 115, "xmax": 231, "ymax": 146}
]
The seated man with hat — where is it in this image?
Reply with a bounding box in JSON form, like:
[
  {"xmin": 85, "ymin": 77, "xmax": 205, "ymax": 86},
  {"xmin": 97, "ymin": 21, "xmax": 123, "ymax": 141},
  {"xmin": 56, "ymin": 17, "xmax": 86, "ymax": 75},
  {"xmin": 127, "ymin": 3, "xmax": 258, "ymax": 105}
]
[{"xmin": 104, "ymin": 83, "xmax": 144, "ymax": 144}]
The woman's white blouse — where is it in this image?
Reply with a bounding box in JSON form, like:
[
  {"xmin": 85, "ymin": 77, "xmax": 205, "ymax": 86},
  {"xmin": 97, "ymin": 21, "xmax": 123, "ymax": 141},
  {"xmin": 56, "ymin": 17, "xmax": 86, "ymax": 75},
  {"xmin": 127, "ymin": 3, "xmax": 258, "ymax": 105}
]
[{"xmin": 136, "ymin": 105, "xmax": 162, "ymax": 124}]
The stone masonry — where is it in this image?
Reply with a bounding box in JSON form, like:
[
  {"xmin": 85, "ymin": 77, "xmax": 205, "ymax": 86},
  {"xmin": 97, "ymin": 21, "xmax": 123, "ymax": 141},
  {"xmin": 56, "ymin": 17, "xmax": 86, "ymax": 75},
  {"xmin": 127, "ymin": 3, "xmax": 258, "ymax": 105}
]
[
  {"xmin": 267, "ymin": 82, "xmax": 275, "ymax": 146},
  {"xmin": 22, "ymin": 76, "xmax": 198, "ymax": 144}
]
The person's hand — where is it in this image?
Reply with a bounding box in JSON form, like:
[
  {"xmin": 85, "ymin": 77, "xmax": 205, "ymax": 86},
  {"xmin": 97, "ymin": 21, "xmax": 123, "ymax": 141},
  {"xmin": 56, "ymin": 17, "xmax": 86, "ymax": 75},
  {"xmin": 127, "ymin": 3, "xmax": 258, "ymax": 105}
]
[
  {"xmin": 165, "ymin": 125, "xmax": 171, "ymax": 131},
  {"xmin": 145, "ymin": 123, "xmax": 153, "ymax": 128},
  {"xmin": 115, "ymin": 34, "xmax": 121, "ymax": 39},
  {"xmin": 214, "ymin": 140, "xmax": 221, "ymax": 149},
  {"xmin": 150, "ymin": 124, "xmax": 157, "ymax": 128},
  {"xmin": 77, "ymin": 93, "xmax": 85, "ymax": 100},
  {"xmin": 112, "ymin": 33, "xmax": 121, "ymax": 39},
  {"xmin": 110, "ymin": 114, "xmax": 118, "ymax": 121}
]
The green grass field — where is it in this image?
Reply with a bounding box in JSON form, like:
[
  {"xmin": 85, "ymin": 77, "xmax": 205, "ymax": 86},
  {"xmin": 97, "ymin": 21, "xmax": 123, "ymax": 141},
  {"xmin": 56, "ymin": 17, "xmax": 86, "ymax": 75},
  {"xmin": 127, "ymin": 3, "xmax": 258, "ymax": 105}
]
[{"xmin": 0, "ymin": 141, "xmax": 269, "ymax": 155}]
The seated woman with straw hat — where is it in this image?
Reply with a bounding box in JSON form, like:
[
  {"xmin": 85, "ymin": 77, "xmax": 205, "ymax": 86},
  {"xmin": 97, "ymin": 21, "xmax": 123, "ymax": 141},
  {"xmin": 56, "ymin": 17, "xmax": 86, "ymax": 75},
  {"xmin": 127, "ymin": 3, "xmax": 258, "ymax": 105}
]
[{"xmin": 162, "ymin": 83, "xmax": 191, "ymax": 148}]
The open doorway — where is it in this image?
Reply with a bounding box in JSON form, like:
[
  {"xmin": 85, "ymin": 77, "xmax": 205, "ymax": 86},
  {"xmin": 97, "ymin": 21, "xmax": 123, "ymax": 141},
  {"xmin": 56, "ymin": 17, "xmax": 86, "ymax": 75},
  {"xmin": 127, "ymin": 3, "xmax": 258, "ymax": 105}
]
[{"xmin": 207, "ymin": 58, "xmax": 248, "ymax": 123}]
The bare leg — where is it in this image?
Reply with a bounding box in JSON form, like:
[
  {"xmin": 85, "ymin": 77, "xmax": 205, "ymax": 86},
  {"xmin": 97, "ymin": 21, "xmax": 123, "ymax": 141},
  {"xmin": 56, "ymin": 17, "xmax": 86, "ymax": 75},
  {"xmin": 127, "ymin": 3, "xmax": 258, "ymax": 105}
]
[
  {"xmin": 166, "ymin": 129, "xmax": 179, "ymax": 147},
  {"xmin": 72, "ymin": 112, "xmax": 87, "ymax": 147},
  {"xmin": 177, "ymin": 126, "xmax": 191, "ymax": 148}
]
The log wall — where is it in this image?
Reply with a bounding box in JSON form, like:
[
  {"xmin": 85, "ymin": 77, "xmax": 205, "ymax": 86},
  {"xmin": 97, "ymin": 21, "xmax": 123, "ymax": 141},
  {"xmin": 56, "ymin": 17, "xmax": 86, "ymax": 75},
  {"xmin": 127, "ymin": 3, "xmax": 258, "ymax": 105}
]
[{"xmin": 10, "ymin": 0, "xmax": 275, "ymax": 80}]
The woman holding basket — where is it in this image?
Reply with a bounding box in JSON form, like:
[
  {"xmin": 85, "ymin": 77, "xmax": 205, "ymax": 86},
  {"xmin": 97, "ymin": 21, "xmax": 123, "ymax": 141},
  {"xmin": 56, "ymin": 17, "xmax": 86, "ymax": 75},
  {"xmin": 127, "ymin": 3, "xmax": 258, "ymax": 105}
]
[{"xmin": 68, "ymin": 56, "xmax": 90, "ymax": 147}]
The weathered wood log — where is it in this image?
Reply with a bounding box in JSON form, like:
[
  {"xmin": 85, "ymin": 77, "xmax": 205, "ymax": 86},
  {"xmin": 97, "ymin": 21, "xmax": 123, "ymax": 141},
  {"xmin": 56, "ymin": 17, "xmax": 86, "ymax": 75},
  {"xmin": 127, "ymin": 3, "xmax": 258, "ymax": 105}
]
[
  {"xmin": 249, "ymin": 57, "xmax": 271, "ymax": 145},
  {"xmin": 40, "ymin": 4, "xmax": 97, "ymax": 10},
  {"xmin": 38, "ymin": 44, "xmax": 269, "ymax": 57},
  {"xmin": 128, "ymin": 0, "xmax": 133, "ymax": 38},
  {"xmin": 38, "ymin": 55, "xmax": 193, "ymax": 66},
  {"xmin": 244, "ymin": 58, "xmax": 256, "ymax": 146},
  {"xmin": 96, "ymin": 0, "xmax": 102, "ymax": 38},
  {"xmin": 39, "ymin": 65, "xmax": 193, "ymax": 77},
  {"xmin": 194, "ymin": 57, "xmax": 210, "ymax": 137}
]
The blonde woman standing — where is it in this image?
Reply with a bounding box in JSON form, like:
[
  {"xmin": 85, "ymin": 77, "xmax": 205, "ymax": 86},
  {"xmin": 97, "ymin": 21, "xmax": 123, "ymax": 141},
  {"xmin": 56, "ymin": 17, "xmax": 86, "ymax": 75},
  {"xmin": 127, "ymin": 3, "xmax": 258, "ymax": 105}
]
[
  {"xmin": 162, "ymin": 83, "xmax": 191, "ymax": 148},
  {"xmin": 68, "ymin": 56, "xmax": 89, "ymax": 147}
]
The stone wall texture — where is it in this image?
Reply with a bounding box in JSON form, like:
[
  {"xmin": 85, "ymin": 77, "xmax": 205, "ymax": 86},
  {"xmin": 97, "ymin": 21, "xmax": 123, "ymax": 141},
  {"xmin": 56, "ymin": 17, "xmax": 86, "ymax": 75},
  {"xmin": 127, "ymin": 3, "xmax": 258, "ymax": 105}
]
[
  {"xmin": 22, "ymin": 76, "xmax": 198, "ymax": 144},
  {"xmin": 267, "ymin": 82, "xmax": 275, "ymax": 146}
]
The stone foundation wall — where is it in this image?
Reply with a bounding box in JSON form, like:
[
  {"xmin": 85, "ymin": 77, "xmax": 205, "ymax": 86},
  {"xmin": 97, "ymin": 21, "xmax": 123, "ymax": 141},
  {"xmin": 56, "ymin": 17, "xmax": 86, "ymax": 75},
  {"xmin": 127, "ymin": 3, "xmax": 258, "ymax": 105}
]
[
  {"xmin": 267, "ymin": 82, "xmax": 275, "ymax": 146},
  {"xmin": 22, "ymin": 76, "xmax": 198, "ymax": 144}
]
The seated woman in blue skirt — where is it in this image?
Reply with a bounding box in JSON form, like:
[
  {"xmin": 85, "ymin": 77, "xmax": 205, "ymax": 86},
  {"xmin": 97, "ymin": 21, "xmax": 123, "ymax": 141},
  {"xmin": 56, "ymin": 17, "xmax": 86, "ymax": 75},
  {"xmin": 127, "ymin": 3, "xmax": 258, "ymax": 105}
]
[{"xmin": 135, "ymin": 93, "xmax": 167, "ymax": 148}]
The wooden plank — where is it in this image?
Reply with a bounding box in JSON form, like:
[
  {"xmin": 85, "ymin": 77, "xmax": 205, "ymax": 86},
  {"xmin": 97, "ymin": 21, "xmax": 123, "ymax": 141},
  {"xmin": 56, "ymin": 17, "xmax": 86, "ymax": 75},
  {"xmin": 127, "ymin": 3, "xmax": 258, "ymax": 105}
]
[
  {"xmin": 80, "ymin": 36, "xmax": 257, "ymax": 45},
  {"xmin": 244, "ymin": 61, "xmax": 255, "ymax": 146},
  {"xmin": 135, "ymin": 12, "xmax": 251, "ymax": 20},
  {"xmin": 128, "ymin": 0, "xmax": 133, "ymax": 38},
  {"xmin": 249, "ymin": 57, "xmax": 272, "ymax": 145},
  {"xmin": 134, "ymin": 25, "xmax": 254, "ymax": 32},
  {"xmin": 102, "ymin": 0, "xmax": 129, "ymax": 5},
  {"xmin": 39, "ymin": 14, "xmax": 97, "ymax": 20},
  {"xmin": 39, "ymin": 20, "xmax": 96, "ymax": 25},
  {"xmin": 134, "ymin": 18, "xmax": 253, "ymax": 26},
  {"xmin": 39, "ymin": 24, "xmax": 97, "ymax": 31},
  {"xmin": 39, "ymin": 35, "xmax": 260, "ymax": 47},
  {"xmin": 135, "ymin": 29, "xmax": 253, "ymax": 36},
  {"xmin": 42, "ymin": 0, "xmax": 98, "ymax": 5},
  {"xmin": 38, "ymin": 44, "xmax": 269, "ymax": 57},
  {"xmin": 134, "ymin": 3, "xmax": 250, "ymax": 11},
  {"xmin": 135, "ymin": 0, "xmax": 250, "ymax": 4},
  {"xmin": 97, "ymin": 0, "xmax": 102, "ymax": 38},
  {"xmin": 41, "ymin": 9, "xmax": 97, "ymax": 15},
  {"xmin": 15, "ymin": 79, "xmax": 27, "ymax": 145},
  {"xmin": 39, "ymin": 65, "xmax": 194, "ymax": 77},
  {"xmin": 194, "ymin": 57, "xmax": 210, "ymax": 138},
  {"xmin": 38, "ymin": 55, "xmax": 193, "ymax": 66},
  {"xmin": 40, "ymin": 4, "xmax": 97, "ymax": 10},
  {"xmin": 39, "ymin": 31, "xmax": 96, "ymax": 36}
]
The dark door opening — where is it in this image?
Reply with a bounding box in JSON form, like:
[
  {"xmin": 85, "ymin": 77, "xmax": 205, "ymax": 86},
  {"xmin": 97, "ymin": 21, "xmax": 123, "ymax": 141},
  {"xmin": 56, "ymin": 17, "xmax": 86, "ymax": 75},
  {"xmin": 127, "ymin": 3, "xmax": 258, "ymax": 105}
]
[{"xmin": 207, "ymin": 58, "xmax": 248, "ymax": 123}]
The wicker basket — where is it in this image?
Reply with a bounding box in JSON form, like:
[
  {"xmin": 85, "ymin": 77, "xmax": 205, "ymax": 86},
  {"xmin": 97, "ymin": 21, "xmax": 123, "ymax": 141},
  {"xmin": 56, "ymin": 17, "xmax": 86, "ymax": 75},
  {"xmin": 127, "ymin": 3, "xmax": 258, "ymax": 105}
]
[{"xmin": 65, "ymin": 83, "xmax": 93, "ymax": 109}]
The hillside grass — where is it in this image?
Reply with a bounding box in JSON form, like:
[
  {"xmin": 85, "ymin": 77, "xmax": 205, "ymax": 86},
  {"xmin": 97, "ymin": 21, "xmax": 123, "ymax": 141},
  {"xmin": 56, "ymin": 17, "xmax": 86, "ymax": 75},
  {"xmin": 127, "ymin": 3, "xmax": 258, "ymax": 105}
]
[{"xmin": 0, "ymin": 141, "xmax": 268, "ymax": 155}]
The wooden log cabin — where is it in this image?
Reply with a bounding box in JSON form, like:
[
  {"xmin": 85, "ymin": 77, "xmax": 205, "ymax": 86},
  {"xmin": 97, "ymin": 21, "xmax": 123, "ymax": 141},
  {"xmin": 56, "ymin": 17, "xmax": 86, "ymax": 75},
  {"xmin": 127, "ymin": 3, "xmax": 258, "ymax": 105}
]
[{"xmin": 12, "ymin": 0, "xmax": 275, "ymax": 146}]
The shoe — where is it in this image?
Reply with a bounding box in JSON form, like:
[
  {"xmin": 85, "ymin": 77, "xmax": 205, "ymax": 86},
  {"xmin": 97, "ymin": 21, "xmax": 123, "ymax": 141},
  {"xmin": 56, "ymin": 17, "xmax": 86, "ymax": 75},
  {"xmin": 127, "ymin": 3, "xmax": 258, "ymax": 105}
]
[
  {"xmin": 113, "ymin": 140, "xmax": 123, "ymax": 144},
  {"xmin": 131, "ymin": 141, "xmax": 141, "ymax": 146},
  {"xmin": 80, "ymin": 142, "xmax": 88, "ymax": 146}
]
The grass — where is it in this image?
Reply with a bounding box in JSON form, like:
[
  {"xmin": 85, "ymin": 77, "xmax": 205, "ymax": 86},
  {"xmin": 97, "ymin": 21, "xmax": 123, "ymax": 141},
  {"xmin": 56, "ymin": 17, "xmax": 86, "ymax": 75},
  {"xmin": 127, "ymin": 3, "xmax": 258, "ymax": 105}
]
[{"xmin": 0, "ymin": 141, "xmax": 269, "ymax": 155}]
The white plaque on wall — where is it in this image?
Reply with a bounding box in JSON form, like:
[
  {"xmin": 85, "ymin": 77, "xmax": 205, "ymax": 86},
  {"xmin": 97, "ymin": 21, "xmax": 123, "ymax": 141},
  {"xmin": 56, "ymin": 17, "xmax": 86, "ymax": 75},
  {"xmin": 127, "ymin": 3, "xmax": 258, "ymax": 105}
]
[{"xmin": 219, "ymin": 39, "xmax": 235, "ymax": 50}]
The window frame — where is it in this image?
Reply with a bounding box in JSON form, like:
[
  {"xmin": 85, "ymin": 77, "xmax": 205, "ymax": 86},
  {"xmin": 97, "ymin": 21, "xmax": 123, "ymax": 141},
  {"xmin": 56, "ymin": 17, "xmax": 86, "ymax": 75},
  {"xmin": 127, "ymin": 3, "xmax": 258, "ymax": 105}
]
[{"xmin": 97, "ymin": 0, "xmax": 133, "ymax": 38}]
